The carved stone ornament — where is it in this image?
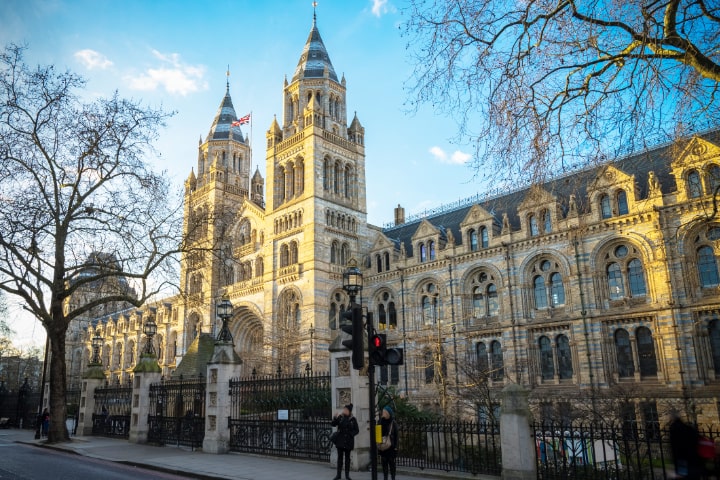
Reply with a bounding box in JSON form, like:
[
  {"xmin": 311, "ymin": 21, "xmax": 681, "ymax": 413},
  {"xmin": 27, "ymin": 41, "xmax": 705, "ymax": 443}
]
[
  {"xmin": 210, "ymin": 368, "xmax": 218, "ymax": 384},
  {"xmin": 337, "ymin": 357, "xmax": 351, "ymax": 377},
  {"xmin": 209, "ymin": 415, "xmax": 217, "ymax": 431},
  {"xmin": 338, "ymin": 388, "xmax": 351, "ymax": 407},
  {"xmin": 691, "ymin": 142, "xmax": 708, "ymax": 157},
  {"xmin": 604, "ymin": 169, "xmax": 616, "ymax": 181},
  {"xmin": 209, "ymin": 391, "xmax": 217, "ymax": 407}
]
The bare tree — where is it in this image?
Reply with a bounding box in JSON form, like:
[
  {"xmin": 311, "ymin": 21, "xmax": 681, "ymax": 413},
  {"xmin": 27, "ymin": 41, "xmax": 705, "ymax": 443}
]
[
  {"xmin": 403, "ymin": 0, "xmax": 720, "ymax": 183},
  {"xmin": 0, "ymin": 45, "xmax": 183, "ymax": 442}
]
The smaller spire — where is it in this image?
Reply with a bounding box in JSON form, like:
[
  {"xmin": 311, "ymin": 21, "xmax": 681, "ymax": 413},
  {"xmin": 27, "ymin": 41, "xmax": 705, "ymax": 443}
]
[
  {"xmin": 313, "ymin": 1, "xmax": 318, "ymax": 25},
  {"xmin": 226, "ymin": 65, "xmax": 230, "ymax": 93}
]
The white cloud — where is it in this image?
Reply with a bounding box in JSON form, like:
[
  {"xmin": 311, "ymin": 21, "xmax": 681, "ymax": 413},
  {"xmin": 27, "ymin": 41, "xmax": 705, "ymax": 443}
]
[
  {"xmin": 371, "ymin": 0, "xmax": 389, "ymax": 17},
  {"xmin": 74, "ymin": 49, "xmax": 113, "ymax": 70},
  {"xmin": 429, "ymin": 146, "xmax": 471, "ymax": 165},
  {"xmin": 126, "ymin": 49, "xmax": 207, "ymax": 96}
]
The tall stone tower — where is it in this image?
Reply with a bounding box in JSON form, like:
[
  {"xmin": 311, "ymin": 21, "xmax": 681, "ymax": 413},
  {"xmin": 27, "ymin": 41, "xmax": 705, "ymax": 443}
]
[
  {"xmin": 181, "ymin": 80, "xmax": 257, "ymax": 353},
  {"xmin": 264, "ymin": 15, "xmax": 368, "ymax": 372}
]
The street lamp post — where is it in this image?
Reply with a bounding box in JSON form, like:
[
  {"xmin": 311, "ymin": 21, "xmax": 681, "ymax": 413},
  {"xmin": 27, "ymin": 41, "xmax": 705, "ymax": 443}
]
[
  {"xmin": 309, "ymin": 324, "xmax": 315, "ymax": 371},
  {"xmin": 342, "ymin": 260, "xmax": 377, "ymax": 480},
  {"xmin": 216, "ymin": 293, "xmax": 234, "ymax": 343},
  {"xmin": 143, "ymin": 316, "xmax": 157, "ymax": 355},
  {"xmin": 91, "ymin": 331, "xmax": 103, "ymax": 364}
]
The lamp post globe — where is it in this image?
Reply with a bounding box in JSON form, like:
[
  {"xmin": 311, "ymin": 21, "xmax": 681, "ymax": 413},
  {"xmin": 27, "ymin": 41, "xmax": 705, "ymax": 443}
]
[
  {"xmin": 342, "ymin": 258, "xmax": 363, "ymax": 303},
  {"xmin": 143, "ymin": 317, "xmax": 157, "ymax": 355},
  {"xmin": 91, "ymin": 331, "xmax": 103, "ymax": 365},
  {"xmin": 216, "ymin": 292, "xmax": 234, "ymax": 343}
]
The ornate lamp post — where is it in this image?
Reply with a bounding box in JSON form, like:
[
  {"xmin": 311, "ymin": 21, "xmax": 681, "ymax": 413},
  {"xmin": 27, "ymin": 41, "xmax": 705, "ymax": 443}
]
[
  {"xmin": 91, "ymin": 331, "xmax": 103, "ymax": 365},
  {"xmin": 342, "ymin": 259, "xmax": 363, "ymax": 304},
  {"xmin": 216, "ymin": 293, "xmax": 234, "ymax": 343},
  {"xmin": 143, "ymin": 316, "xmax": 157, "ymax": 355}
]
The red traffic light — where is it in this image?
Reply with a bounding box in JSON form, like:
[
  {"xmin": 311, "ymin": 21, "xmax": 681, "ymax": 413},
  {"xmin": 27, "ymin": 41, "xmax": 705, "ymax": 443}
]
[{"xmin": 372, "ymin": 335, "xmax": 383, "ymax": 348}]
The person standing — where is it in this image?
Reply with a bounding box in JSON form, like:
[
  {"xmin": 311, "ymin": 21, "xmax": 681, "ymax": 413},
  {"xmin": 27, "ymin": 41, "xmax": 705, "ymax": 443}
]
[
  {"xmin": 379, "ymin": 406, "xmax": 398, "ymax": 480},
  {"xmin": 41, "ymin": 408, "xmax": 50, "ymax": 438},
  {"xmin": 669, "ymin": 411, "xmax": 701, "ymax": 479},
  {"xmin": 331, "ymin": 403, "xmax": 359, "ymax": 480}
]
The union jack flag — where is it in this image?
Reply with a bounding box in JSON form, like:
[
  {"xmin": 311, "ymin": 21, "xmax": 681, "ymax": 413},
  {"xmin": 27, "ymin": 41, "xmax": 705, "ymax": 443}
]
[{"xmin": 231, "ymin": 113, "xmax": 251, "ymax": 127}]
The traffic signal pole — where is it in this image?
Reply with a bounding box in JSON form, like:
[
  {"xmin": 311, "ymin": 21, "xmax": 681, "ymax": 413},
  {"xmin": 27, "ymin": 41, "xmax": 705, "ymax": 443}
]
[{"xmin": 366, "ymin": 311, "xmax": 378, "ymax": 480}]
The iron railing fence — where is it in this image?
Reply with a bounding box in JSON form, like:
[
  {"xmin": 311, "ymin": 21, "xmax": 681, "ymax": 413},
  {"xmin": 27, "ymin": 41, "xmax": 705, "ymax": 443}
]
[
  {"xmin": 395, "ymin": 420, "xmax": 501, "ymax": 476},
  {"xmin": 229, "ymin": 370, "xmax": 331, "ymax": 420},
  {"xmin": 92, "ymin": 383, "xmax": 132, "ymax": 438},
  {"xmin": 147, "ymin": 376, "xmax": 205, "ymax": 449},
  {"xmin": 228, "ymin": 370, "xmax": 332, "ymax": 458},
  {"xmin": 228, "ymin": 419, "xmax": 333, "ymax": 460},
  {"xmin": 534, "ymin": 422, "xmax": 720, "ymax": 480},
  {"xmin": 0, "ymin": 387, "xmax": 40, "ymax": 429}
]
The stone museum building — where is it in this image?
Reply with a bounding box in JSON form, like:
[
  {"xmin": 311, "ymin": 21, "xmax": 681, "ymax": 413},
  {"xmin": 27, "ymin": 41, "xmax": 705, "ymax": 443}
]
[{"xmin": 66, "ymin": 17, "xmax": 720, "ymax": 426}]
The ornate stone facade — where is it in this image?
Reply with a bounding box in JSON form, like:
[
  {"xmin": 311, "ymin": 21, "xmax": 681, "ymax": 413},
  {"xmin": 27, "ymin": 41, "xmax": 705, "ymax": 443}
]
[{"xmin": 71, "ymin": 18, "xmax": 720, "ymax": 425}]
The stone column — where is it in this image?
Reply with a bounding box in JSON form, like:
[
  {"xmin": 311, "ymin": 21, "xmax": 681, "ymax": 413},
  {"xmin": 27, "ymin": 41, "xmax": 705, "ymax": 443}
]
[
  {"xmin": 500, "ymin": 384, "xmax": 536, "ymax": 480},
  {"xmin": 77, "ymin": 364, "xmax": 106, "ymax": 436},
  {"xmin": 128, "ymin": 353, "xmax": 162, "ymax": 444},
  {"xmin": 329, "ymin": 337, "xmax": 370, "ymax": 472},
  {"xmin": 203, "ymin": 342, "xmax": 241, "ymax": 454}
]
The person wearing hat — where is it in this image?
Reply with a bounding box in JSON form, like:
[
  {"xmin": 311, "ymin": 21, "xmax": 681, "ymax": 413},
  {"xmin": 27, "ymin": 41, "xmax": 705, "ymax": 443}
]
[
  {"xmin": 331, "ymin": 403, "xmax": 360, "ymax": 480},
  {"xmin": 379, "ymin": 405, "xmax": 398, "ymax": 480}
]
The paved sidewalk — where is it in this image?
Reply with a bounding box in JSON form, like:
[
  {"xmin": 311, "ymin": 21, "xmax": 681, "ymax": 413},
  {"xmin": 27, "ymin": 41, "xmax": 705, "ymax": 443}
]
[{"xmin": 0, "ymin": 429, "xmax": 494, "ymax": 480}]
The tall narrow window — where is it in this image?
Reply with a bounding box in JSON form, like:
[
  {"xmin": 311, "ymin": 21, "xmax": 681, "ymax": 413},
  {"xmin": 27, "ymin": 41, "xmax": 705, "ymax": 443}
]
[
  {"xmin": 384, "ymin": 252, "xmax": 390, "ymax": 271},
  {"xmin": 469, "ymin": 229, "xmax": 478, "ymax": 251},
  {"xmin": 429, "ymin": 241, "xmax": 436, "ymax": 261},
  {"xmin": 709, "ymin": 165, "xmax": 720, "ymax": 195},
  {"xmin": 329, "ymin": 303, "xmax": 337, "ymax": 330},
  {"xmin": 529, "ymin": 215, "xmax": 539, "ymax": 236},
  {"xmin": 615, "ymin": 329, "xmax": 634, "ymax": 378},
  {"xmin": 487, "ymin": 284, "xmax": 499, "ymax": 316},
  {"xmin": 601, "ymin": 194, "xmax": 612, "ymax": 218},
  {"xmin": 698, "ymin": 245, "xmax": 720, "ymax": 287},
  {"xmin": 709, "ymin": 320, "xmax": 720, "ymax": 376},
  {"xmin": 607, "ymin": 263, "xmax": 625, "ymax": 299},
  {"xmin": 473, "ymin": 286, "xmax": 486, "ymax": 318},
  {"xmin": 388, "ymin": 302, "xmax": 397, "ymax": 329},
  {"xmin": 376, "ymin": 254, "xmax": 382, "ymax": 273},
  {"xmin": 543, "ymin": 210, "xmax": 552, "ymax": 233},
  {"xmin": 636, "ymin": 327, "xmax": 658, "ymax": 376},
  {"xmin": 476, "ymin": 342, "xmax": 489, "ymax": 373},
  {"xmin": 330, "ymin": 241, "xmax": 338, "ymax": 264},
  {"xmin": 424, "ymin": 350, "xmax": 434, "ymax": 384},
  {"xmin": 688, "ymin": 170, "xmax": 703, "ymax": 198},
  {"xmin": 549, "ymin": 272, "xmax": 565, "ymax": 306},
  {"xmin": 627, "ymin": 258, "xmax": 647, "ymax": 296},
  {"xmin": 617, "ymin": 190, "xmax": 629, "ymax": 215},
  {"xmin": 534, "ymin": 276, "xmax": 548, "ymax": 309},
  {"xmin": 480, "ymin": 226, "xmax": 489, "ymax": 248},
  {"xmin": 419, "ymin": 243, "xmax": 427, "ymax": 262},
  {"xmin": 557, "ymin": 335, "xmax": 573, "ymax": 380},
  {"xmin": 490, "ymin": 341, "xmax": 504, "ymax": 381},
  {"xmin": 539, "ymin": 336, "xmax": 554, "ymax": 380},
  {"xmin": 378, "ymin": 303, "xmax": 387, "ymax": 330}
]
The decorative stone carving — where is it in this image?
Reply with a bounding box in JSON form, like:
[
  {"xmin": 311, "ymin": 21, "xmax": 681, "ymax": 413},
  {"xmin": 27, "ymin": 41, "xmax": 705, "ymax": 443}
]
[
  {"xmin": 691, "ymin": 142, "xmax": 708, "ymax": 156},
  {"xmin": 337, "ymin": 357, "xmax": 351, "ymax": 377},
  {"xmin": 648, "ymin": 171, "xmax": 661, "ymax": 196},
  {"xmin": 209, "ymin": 391, "xmax": 217, "ymax": 407},
  {"xmin": 338, "ymin": 388, "xmax": 351, "ymax": 406},
  {"xmin": 210, "ymin": 368, "xmax": 218, "ymax": 384}
]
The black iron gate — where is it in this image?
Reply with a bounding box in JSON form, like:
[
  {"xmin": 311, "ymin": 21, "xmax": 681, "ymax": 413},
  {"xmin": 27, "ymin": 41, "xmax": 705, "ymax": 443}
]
[
  {"xmin": 92, "ymin": 382, "xmax": 132, "ymax": 438},
  {"xmin": 147, "ymin": 376, "xmax": 205, "ymax": 449},
  {"xmin": 228, "ymin": 369, "xmax": 332, "ymax": 460}
]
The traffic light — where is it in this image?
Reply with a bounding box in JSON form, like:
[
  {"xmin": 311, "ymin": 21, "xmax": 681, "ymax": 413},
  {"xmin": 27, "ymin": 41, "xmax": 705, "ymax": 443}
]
[
  {"xmin": 369, "ymin": 333, "xmax": 387, "ymax": 366},
  {"xmin": 341, "ymin": 304, "xmax": 364, "ymax": 370}
]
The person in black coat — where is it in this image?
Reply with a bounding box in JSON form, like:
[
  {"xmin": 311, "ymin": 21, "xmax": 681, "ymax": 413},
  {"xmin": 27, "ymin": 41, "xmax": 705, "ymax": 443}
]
[
  {"xmin": 331, "ymin": 403, "xmax": 359, "ymax": 480},
  {"xmin": 669, "ymin": 411, "xmax": 702, "ymax": 479},
  {"xmin": 378, "ymin": 406, "xmax": 398, "ymax": 480}
]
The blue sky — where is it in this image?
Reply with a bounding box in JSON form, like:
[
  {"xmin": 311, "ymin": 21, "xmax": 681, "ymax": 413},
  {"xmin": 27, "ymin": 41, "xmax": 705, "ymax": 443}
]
[{"xmin": 1, "ymin": 0, "xmax": 487, "ymax": 347}]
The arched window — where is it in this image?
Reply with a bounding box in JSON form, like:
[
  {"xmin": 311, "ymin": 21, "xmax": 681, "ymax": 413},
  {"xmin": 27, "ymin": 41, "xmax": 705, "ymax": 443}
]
[
  {"xmin": 290, "ymin": 241, "xmax": 299, "ymax": 264},
  {"xmin": 476, "ymin": 342, "xmax": 489, "ymax": 373},
  {"xmin": 529, "ymin": 215, "xmax": 539, "ymax": 236},
  {"xmin": 376, "ymin": 254, "xmax": 382, "ymax": 273},
  {"xmin": 480, "ymin": 226, "xmax": 489, "ymax": 248},
  {"xmin": 531, "ymin": 259, "xmax": 565, "ymax": 309},
  {"xmin": 697, "ymin": 228, "xmax": 720, "ymax": 288},
  {"xmin": 255, "ymin": 257, "xmax": 263, "ymax": 277},
  {"xmin": 388, "ymin": 302, "xmax": 397, "ymax": 329},
  {"xmin": 557, "ymin": 335, "xmax": 573, "ymax": 380},
  {"xmin": 378, "ymin": 303, "xmax": 387, "ymax": 329},
  {"xmin": 615, "ymin": 329, "xmax": 634, "ymax": 378},
  {"xmin": 636, "ymin": 327, "xmax": 657, "ymax": 377},
  {"xmin": 469, "ymin": 229, "xmax": 478, "ymax": 251},
  {"xmin": 334, "ymin": 162, "xmax": 341, "ymax": 194},
  {"xmin": 323, "ymin": 158, "xmax": 331, "ymax": 191},
  {"xmin": 280, "ymin": 244, "xmax": 289, "ymax": 268},
  {"xmin": 330, "ymin": 241, "xmax": 338, "ymax": 264},
  {"xmin": 533, "ymin": 276, "xmax": 547, "ymax": 309},
  {"xmin": 600, "ymin": 194, "xmax": 612, "ymax": 218},
  {"xmin": 329, "ymin": 303, "xmax": 337, "ymax": 330},
  {"xmin": 340, "ymin": 243, "xmax": 349, "ymax": 266},
  {"xmin": 490, "ymin": 341, "xmax": 504, "ymax": 381},
  {"xmin": 605, "ymin": 244, "xmax": 646, "ymax": 300},
  {"xmin": 429, "ymin": 241, "xmax": 436, "ymax": 261},
  {"xmin": 469, "ymin": 271, "xmax": 499, "ymax": 318},
  {"xmin": 424, "ymin": 350, "xmax": 434, "ymax": 384},
  {"xmin": 543, "ymin": 210, "xmax": 552, "ymax": 233},
  {"xmin": 708, "ymin": 320, "xmax": 720, "ymax": 376},
  {"xmin": 384, "ymin": 252, "xmax": 390, "ymax": 271},
  {"xmin": 688, "ymin": 170, "xmax": 703, "ymax": 198},
  {"xmin": 539, "ymin": 336, "xmax": 554, "ymax": 380},
  {"xmin": 617, "ymin": 190, "xmax": 629, "ymax": 215},
  {"xmin": 708, "ymin": 165, "xmax": 720, "ymax": 195},
  {"xmin": 420, "ymin": 283, "xmax": 439, "ymax": 326},
  {"xmin": 419, "ymin": 243, "xmax": 427, "ymax": 262}
]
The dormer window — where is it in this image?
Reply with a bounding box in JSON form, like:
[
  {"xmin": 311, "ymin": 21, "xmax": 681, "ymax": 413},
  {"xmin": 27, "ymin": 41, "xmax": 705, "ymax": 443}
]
[
  {"xmin": 617, "ymin": 190, "xmax": 629, "ymax": 215},
  {"xmin": 429, "ymin": 240, "xmax": 436, "ymax": 261},
  {"xmin": 688, "ymin": 170, "xmax": 702, "ymax": 198},
  {"xmin": 542, "ymin": 210, "xmax": 552, "ymax": 234},
  {"xmin": 600, "ymin": 194, "xmax": 612, "ymax": 218},
  {"xmin": 480, "ymin": 226, "xmax": 489, "ymax": 248},
  {"xmin": 419, "ymin": 243, "xmax": 427, "ymax": 262},
  {"xmin": 529, "ymin": 215, "xmax": 539, "ymax": 236},
  {"xmin": 469, "ymin": 229, "xmax": 478, "ymax": 251}
]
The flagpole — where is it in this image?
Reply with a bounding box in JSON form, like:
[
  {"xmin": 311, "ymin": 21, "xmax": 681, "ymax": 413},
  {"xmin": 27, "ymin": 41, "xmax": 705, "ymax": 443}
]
[{"xmin": 250, "ymin": 110, "xmax": 253, "ymax": 172}]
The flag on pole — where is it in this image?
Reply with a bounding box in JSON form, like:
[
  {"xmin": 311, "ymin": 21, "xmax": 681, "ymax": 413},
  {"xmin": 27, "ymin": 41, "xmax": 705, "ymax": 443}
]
[{"xmin": 231, "ymin": 113, "xmax": 251, "ymax": 127}]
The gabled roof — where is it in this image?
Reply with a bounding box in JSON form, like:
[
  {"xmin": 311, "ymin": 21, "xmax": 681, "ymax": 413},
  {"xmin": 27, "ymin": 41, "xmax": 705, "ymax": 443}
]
[
  {"xmin": 382, "ymin": 131, "xmax": 720, "ymax": 254},
  {"xmin": 292, "ymin": 20, "xmax": 338, "ymax": 83},
  {"xmin": 206, "ymin": 87, "xmax": 246, "ymax": 143}
]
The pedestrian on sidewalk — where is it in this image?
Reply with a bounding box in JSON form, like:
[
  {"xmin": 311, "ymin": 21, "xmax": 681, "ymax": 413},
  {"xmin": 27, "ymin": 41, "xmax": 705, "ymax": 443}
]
[
  {"xmin": 331, "ymin": 403, "xmax": 359, "ymax": 480},
  {"xmin": 40, "ymin": 408, "xmax": 50, "ymax": 438},
  {"xmin": 669, "ymin": 410, "xmax": 701, "ymax": 479},
  {"xmin": 378, "ymin": 406, "xmax": 398, "ymax": 480}
]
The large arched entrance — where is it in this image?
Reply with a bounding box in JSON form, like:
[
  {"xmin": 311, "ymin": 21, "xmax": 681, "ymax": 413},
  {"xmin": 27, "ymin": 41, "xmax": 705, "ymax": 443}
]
[{"xmin": 229, "ymin": 305, "xmax": 265, "ymax": 375}]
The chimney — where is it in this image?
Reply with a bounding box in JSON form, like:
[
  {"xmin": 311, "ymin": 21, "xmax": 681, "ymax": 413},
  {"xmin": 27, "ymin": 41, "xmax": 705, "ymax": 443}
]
[{"xmin": 394, "ymin": 204, "xmax": 405, "ymax": 226}]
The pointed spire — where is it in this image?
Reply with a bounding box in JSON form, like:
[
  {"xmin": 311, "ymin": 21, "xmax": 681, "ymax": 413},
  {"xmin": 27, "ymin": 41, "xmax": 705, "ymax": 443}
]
[
  {"xmin": 292, "ymin": 17, "xmax": 338, "ymax": 83},
  {"xmin": 206, "ymin": 76, "xmax": 245, "ymax": 143}
]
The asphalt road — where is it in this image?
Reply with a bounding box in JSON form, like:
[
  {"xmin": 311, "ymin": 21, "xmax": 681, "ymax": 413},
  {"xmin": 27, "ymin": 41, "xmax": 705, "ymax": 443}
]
[{"xmin": 0, "ymin": 441, "xmax": 193, "ymax": 480}]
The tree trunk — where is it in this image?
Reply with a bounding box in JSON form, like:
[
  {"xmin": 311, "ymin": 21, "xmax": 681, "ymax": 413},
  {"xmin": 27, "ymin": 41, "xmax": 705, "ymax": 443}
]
[{"xmin": 47, "ymin": 325, "xmax": 69, "ymax": 442}]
